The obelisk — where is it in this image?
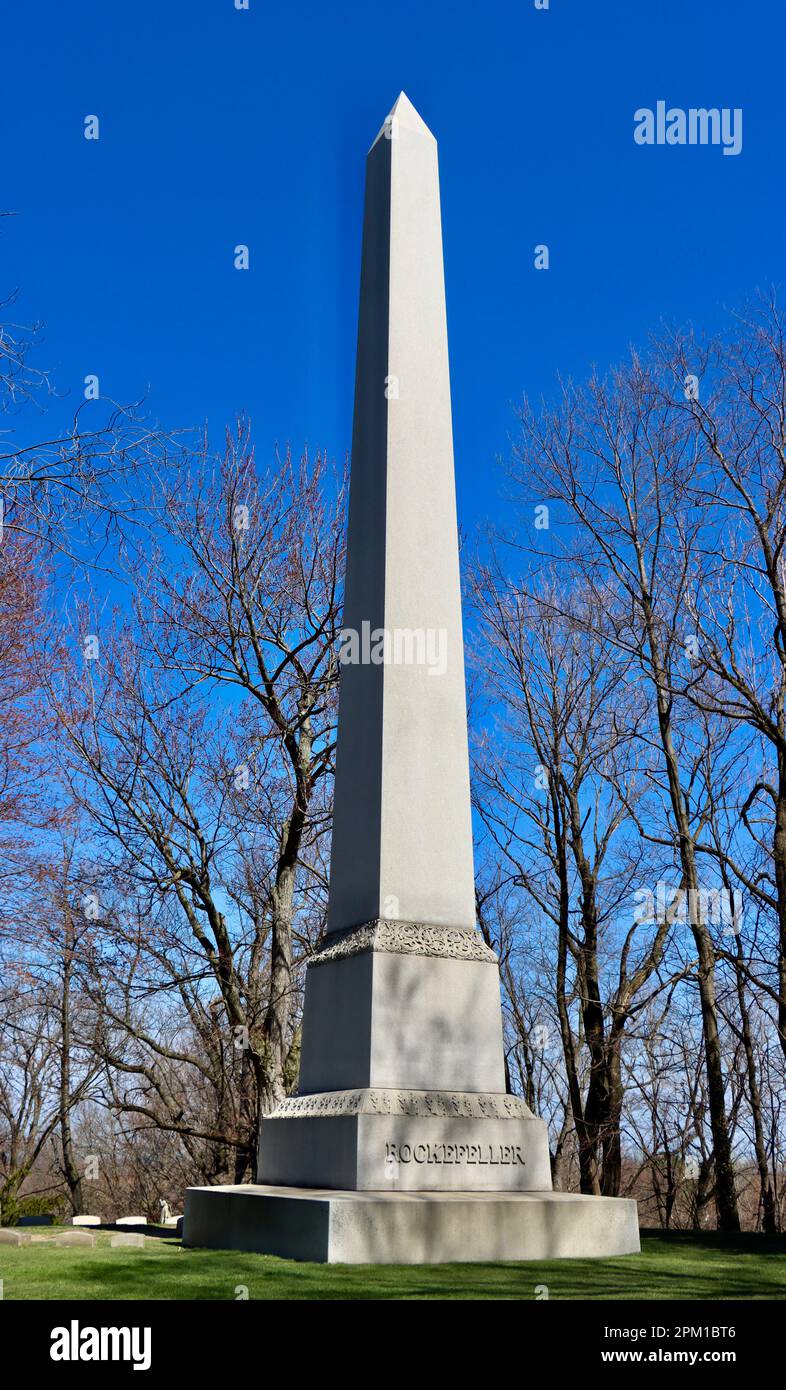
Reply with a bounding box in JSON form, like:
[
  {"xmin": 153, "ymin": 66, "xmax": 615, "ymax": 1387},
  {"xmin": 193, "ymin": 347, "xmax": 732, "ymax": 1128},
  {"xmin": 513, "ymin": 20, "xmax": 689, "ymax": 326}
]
[
  {"xmin": 326, "ymin": 90, "xmax": 475, "ymax": 938},
  {"xmin": 183, "ymin": 96, "xmax": 640, "ymax": 1262},
  {"xmin": 285, "ymin": 92, "xmax": 511, "ymax": 1100},
  {"xmin": 289, "ymin": 92, "xmax": 512, "ymax": 1102}
]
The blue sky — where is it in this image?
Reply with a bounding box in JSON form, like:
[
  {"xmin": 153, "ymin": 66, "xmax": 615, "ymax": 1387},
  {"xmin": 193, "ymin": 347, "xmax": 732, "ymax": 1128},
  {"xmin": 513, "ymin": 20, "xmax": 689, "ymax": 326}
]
[{"xmin": 3, "ymin": 0, "xmax": 783, "ymax": 528}]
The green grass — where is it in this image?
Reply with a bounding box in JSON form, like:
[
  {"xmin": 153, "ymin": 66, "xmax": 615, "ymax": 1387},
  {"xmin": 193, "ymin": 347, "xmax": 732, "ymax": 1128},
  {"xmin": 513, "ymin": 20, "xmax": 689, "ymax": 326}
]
[{"xmin": 1, "ymin": 1227, "xmax": 784, "ymax": 1300}]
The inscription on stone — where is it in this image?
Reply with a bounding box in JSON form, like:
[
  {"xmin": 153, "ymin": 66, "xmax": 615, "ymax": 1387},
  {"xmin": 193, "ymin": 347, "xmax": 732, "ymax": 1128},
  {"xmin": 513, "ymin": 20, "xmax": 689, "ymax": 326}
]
[{"xmin": 385, "ymin": 1141, "xmax": 526, "ymax": 1166}]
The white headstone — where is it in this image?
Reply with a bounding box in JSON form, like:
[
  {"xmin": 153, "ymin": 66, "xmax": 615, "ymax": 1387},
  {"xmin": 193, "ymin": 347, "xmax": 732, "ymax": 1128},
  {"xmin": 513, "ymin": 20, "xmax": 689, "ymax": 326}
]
[
  {"xmin": 0, "ymin": 1229, "xmax": 28, "ymax": 1246},
  {"xmin": 56, "ymin": 1230, "xmax": 96, "ymax": 1247}
]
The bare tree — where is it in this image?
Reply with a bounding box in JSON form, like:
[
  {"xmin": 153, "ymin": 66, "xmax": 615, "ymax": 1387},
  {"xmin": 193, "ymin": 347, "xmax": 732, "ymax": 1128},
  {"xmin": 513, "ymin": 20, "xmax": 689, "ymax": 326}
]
[
  {"xmin": 652, "ymin": 299, "xmax": 786, "ymax": 1071},
  {"xmin": 41, "ymin": 432, "xmax": 344, "ymax": 1176},
  {"xmin": 470, "ymin": 564, "xmax": 680, "ymax": 1195},
  {"xmin": 508, "ymin": 357, "xmax": 741, "ymax": 1229}
]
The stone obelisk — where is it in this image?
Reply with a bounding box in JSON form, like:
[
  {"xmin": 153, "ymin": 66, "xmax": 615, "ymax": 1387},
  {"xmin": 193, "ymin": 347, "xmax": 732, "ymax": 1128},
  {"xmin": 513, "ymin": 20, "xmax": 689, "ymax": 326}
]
[
  {"xmin": 183, "ymin": 95, "xmax": 639, "ymax": 1262},
  {"xmin": 287, "ymin": 92, "xmax": 511, "ymax": 1105},
  {"xmin": 327, "ymin": 90, "xmax": 475, "ymax": 939}
]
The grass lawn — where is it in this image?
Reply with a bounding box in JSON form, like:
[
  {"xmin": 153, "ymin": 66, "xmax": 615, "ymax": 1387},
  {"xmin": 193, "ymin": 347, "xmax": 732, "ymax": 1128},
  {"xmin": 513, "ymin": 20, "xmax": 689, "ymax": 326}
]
[{"xmin": 1, "ymin": 1227, "xmax": 785, "ymax": 1300}]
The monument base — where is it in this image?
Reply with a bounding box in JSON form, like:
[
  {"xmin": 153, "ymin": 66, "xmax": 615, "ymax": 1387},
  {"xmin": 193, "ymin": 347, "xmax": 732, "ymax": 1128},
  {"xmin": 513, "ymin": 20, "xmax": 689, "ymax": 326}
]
[
  {"xmin": 182, "ymin": 1184, "xmax": 640, "ymax": 1264},
  {"xmin": 258, "ymin": 1088, "xmax": 552, "ymax": 1191}
]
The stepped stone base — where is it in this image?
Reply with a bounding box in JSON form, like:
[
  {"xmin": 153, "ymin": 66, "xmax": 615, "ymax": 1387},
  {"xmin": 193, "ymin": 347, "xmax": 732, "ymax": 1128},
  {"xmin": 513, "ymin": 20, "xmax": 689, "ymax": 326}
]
[
  {"xmin": 258, "ymin": 1088, "xmax": 552, "ymax": 1191},
  {"xmin": 182, "ymin": 1185, "xmax": 641, "ymax": 1264}
]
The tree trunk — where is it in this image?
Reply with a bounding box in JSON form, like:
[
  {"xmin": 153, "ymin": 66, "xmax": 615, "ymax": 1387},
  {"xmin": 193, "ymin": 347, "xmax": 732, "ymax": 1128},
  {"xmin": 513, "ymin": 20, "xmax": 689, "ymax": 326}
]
[
  {"xmin": 644, "ymin": 596, "xmax": 740, "ymax": 1232},
  {"xmin": 734, "ymin": 939, "xmax": 777, "ymax": 1233},
  {"xmin": 59, "ymin": 924, "xmax": 86, "ymax": 1216},
  {"xmin": 552, "ymin": 790, "xmax": 600, "ymax": 1195},
  {"xmin": 774, "ymin": 765, "xmax": 786, "ymax": 1067},
  {"xmin": 258, "ymin": 762, "xmax": 309, "ymax": 1117},
  {"xmin": 601, "ymin": 1035, "xmax": 625, "ymax": 1196}
]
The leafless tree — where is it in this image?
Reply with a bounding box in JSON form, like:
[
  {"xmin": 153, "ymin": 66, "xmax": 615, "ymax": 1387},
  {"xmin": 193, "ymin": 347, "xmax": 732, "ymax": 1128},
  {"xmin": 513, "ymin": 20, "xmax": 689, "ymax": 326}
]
[
  {"xmin": 506, "ymin": 355, "xmax": 742, "ymax": 1228},
  {"xmin": 40, "ymin": 432, "xmax": 344, "ymax": 1176},
  {"xmin": 470, "ymin": 563, "xmax": 683, "ymax": 1195}
]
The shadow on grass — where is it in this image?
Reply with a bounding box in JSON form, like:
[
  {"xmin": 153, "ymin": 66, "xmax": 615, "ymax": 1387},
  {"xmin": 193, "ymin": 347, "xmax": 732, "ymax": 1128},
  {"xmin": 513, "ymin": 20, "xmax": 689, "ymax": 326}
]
[
  {"xmin": 4, "ymin": 1229, "xmax": 785, "ymax": 1300},
  {"xmin": 119, "ymin": 1232, "xmax": 786, "ymax": 1301}
]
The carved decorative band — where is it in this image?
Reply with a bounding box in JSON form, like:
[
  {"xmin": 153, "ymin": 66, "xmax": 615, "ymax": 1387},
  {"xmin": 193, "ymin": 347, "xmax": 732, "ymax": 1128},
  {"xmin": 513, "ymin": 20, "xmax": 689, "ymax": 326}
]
[
  {"xmin": 308, "ymin": 920, "xmax": 498, "ymax": 967},
  {"xmin": 268, "ymin": 1088, "xmax": 534, "ymax": 1120}
]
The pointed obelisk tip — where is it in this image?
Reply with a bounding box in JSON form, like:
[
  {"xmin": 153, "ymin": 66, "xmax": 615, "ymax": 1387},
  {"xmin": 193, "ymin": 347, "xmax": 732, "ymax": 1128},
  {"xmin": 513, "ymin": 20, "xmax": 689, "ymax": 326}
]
[{"xmin": 369, "ymin": 91, "xmax": 436, "ymax": 151}]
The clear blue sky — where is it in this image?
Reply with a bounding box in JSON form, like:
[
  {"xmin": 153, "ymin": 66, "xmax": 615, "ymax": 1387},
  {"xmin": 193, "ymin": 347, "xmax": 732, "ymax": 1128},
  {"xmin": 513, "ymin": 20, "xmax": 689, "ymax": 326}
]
[{"xmin": 4, "ymin": 0, "xmax": 783, "ymax": 526}]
